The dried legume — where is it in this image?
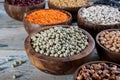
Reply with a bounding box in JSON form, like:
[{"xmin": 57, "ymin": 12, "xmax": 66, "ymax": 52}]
[
  {"xmin": 31, "ymin": 26, "xmax": 88, "ymax": 57},
  {"xmin": 80, "ymin": 5, "xmax": 120, "ymax": 25},
  {"xmin": 25, "ymin": 9, "xmax": 70, "ymax": 25},
  {"xmin": 11, "ymin": 64, "xmax": 16, "ymax": 68},
  {"xmin": 76, "ymin": 62, "xmax": 120, "ymax": 80},
  {"xmin": 0, "ymin": 67, "xmax": 2, "ymax": 71},
  {"xmin": 99, "ymin": 30, "xmax": 120, "ymax": 53},
  {"xmin": 50, "ymin": 0, "xmax": 88, "ymax": 8},
  {"xmin": 5, "ymin": 58, "xmax": 10, "ymax": 62},
  {"xmin": 13, "ymin": 74, "xmax": 17, "ymax": 79},
  {"xmin": 6, "ymin": 0, "xmax": 44, "ymax": 6}
]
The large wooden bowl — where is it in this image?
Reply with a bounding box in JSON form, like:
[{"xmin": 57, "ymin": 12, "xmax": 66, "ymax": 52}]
[
  {"xmin": 96, "ymin": 29, "xmax": 120, "ymax": 63},
  {"xmin": 77, "ymin": 4, "xmax": 120, "ymax": 38},
  {"xmin": 48, "ymin": 0, "xmax": 88, "ymax": 21},
  {"xmin": 4, "ymin": 0, "xmax": 45, "ymax": 21},
  {"xmin": 23, "ymin": 9, "xmax": 72, "ymax": 34},
  {"xmin": 74, "ymin": 61, "xmax": 120, "ymax": 80},
  {"xmin": 24, "ymin": 25, "xmax": 95, "ymax": 75}
]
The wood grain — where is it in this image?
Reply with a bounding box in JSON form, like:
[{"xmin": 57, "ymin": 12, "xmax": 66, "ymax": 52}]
[{"xmin": 0, "ymin": 56, "xmax": 73, "ymax": 80}]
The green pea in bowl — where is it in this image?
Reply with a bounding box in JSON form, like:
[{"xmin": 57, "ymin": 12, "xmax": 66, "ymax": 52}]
[{"xmin": 24, "ymin": 25, "xmax": 95, "ymax": 75}]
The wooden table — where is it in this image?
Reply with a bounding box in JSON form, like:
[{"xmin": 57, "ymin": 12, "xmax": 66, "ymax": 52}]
[{"xmin": 0, "ymin": 0, "xmax": 97, "ymax": 80}]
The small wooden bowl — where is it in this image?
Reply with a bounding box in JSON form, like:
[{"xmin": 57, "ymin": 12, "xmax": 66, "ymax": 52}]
[
  {"xmin": 4, "ymin": 0, "xmax": 45, "ymax": 21},
  {"xmin": 23, "ymin": 9, "xmax": 72, "ymax": 34},
  {"xmin": 77, "ymin": 4, "xmax": 120, "ymax": 38},
  {"xmin": 96, "ymin": 29, "xmax": 120, "ymax": 63},
  {"xmin": 48, "ymin": 0, "xmax": 88, "ymax": 21},
  {"xmin": 24, "ymin": 25, "xmax": 95, "ymax": 75},
  {"xmin": 74, "ymin": 61, "xmax": 120, "ymax": 80}
]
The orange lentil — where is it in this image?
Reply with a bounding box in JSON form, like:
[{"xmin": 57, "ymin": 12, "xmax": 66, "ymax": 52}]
[{"xmin": 25, "ymin": 9, "xmax": 70, "ymax": 25}]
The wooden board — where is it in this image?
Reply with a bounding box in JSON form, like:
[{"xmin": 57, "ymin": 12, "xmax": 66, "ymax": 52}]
[{"xmin": 0, "ymin": 56, "xmax": 73, "ymax": 80}]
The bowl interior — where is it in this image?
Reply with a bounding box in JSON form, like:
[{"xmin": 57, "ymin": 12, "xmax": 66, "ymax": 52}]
[
  {"xmin": 24, "ymin": 9, "xmax": 72, "ymax": 26},
  {"xmin": 78, "ymin": 4, "xmax": 120, "ymax": 26},
  {"xmin": 25, "ymin": 25, "xmax": 95, "ymax": 62},
  {"xmin": 74, "ymin": 61, "xmax": 120, "ymax": 80},
  {"xmin": 96, "ymin": 29, "xmax": 120, "ymax": 54},
  {"xmin": 48, "ymin": 0, "xmax": 89, "ymax": 11}
]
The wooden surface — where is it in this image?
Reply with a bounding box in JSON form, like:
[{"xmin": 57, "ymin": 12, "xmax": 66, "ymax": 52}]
[
  {"xmin": 0, "ymin": 2, "xmax": 27, "ymax": 53},
  {"xmin": 0, "ymin": 0, "xmax": 97, "ymax": 80},
  {"xmin": 0, "ymin": 56, "xmax": 73, "ymax": 80}
]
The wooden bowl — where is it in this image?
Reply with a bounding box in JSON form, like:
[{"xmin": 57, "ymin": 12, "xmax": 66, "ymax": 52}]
[
  {"xmin": 77, "ymin": 4, "xmax": 120, "ymax": 38},
  {"xmin": 48, "ymin": 0, "xmax": 88, "ymax": 21},
  {"xmin": 4, "ymin": 0, "xmax": 45, "ymax": 21},
  {"xmin": 96, "ymin": 29, "xmax": 120, "ymax": 63},
  {"xmin": 74, "ymin": 61, "xmax": 120, "ymax": 80},
  {"xmin": 24, "ymin": 25, "xmax": 95, "ymax": 75},
  {"xmin": 23, "ymin": 9, "xmax": 72, "ymax": 34}
]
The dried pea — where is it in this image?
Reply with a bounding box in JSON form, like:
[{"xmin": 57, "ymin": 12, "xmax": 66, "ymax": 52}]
[{"xmin": 31, "ymin": 26, "xmax": 89, "ymax": 57}]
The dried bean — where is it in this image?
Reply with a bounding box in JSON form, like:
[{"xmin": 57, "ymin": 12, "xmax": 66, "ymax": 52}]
[
  {"xmin": 6, "ymin": 0, "xmax": 44, "ymax": 6},
  {"xmin": 80, "ymin": 5, "xmax": 120, "ymax": 25},
  {"xmin": 99, "ymin": 30, "xmax": 120, "ymax": 53},
  {"xmin": 13, "ymin": 75, "xmax": 17, "ymax": 79},
  {"xmin": 76, "ymin": 62, "xmax": 120, "ymax": 80}
]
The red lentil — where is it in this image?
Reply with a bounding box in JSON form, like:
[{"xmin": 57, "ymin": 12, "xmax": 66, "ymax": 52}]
[{"xmin": 25, "ymin": 9, "xmax": 70, "ymax": 25}]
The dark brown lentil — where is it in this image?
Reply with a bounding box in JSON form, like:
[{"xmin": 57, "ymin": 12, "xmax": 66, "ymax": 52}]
[{"xmin": 6, "ymin": 0, "xmax": 44, "ymax": 6}]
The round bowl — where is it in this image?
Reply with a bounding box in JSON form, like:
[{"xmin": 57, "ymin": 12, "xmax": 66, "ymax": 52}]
[
  {"xmin": 24, "ymin": 25, "xmax": 95, "ymax": 75},
  {"xmin": 4, "ymin": 0, "xmax": 45, "ymax": 21},
  {"xmin": 48, "ymin": 0, "xmax": 88, "ymax": 21},
  {"xmin": 74, "ymin": 61, "xmax": 120, "ymax": 80},
  {"xmin": 94, "ymin": 0, "xmax": 120, "ymax": 8},
  {"xmin": 77, "ymin": 4, "xmax": 120, "ymax": 38},
  {"xmin": 96, "ymin": 29, "xmax": 120, "ymax": 63},
  {"xmin": 23, "ymin": 9, "xmax": 72, "ymax": 34}
]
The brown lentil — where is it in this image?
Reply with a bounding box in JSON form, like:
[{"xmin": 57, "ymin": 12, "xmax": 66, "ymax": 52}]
[
  {"xmin": 25, "ymin": 9, "xmax": 70, "ymax": 25},
  {"xmin": 50, "ymin": 0, "xmax": 88, "ymax": 8},
  {"xmin": 99, "ymin": 30, "xmax": 120, "ymax": 53},
  {"xmin": 76, "ymin": 62, "xmax": 120, "ymax": 80}
]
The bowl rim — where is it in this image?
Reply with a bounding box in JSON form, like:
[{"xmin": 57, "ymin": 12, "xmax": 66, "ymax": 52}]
[
  {"xmin": 78, "ymin": 4, "xmax": 120, "ymax": 27},
  {"xmin": 48, "ymin": 0, "xmax": 89, "ymax": 11},
  {"xmin": 23, "ymin": 9, "xmax": 72, "ymax": 26},
  {"xmin": 74, "ymin": 61, "xmax": 120, "ymax": 80},
  {"xmin": 96, "ymin": 29, "xmax": 120, "ymax": 54},
  {"xmin": 25, "ymin": 25, "xmax": 95, "ymax": 62},
  {"xmin": 4, "ymin": 0, "xmax": 46, "ymax": 7}
]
